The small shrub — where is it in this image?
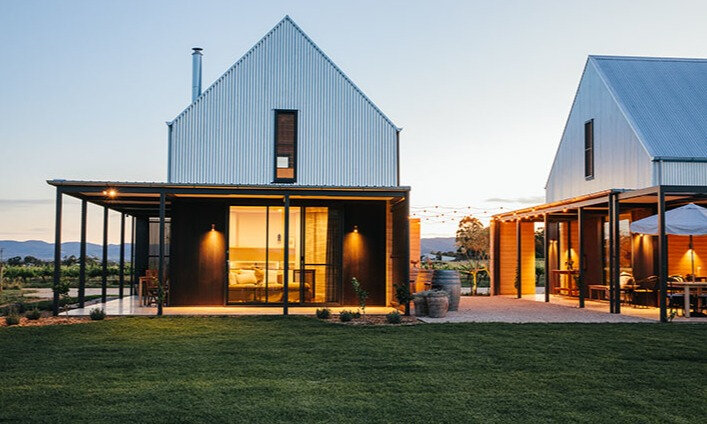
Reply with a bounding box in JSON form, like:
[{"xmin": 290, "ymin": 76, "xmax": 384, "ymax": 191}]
[
  {"xmin": 15, "ymin": 302, "xmax": 28, "ymax": 314},
  {"xmin": 315, "ymin": 308, "xmax": 331, "ymax": 319},
  {"xmin": 89, "ymin": 307, "xmax": 106, "ymax": 321},
  {"xmin": 339, "ymin": 310, "xmax": 354, "ymax": 322},
  {"xmin": 5, "ymin": 314, "xmax": 20, "ymax": 326},
  {"xmin": 25, "ymin": 309, "xmax": 41, "ymax": 320},
  {"xmin": 386, "ymin": 311, "xmax": 402, "ymax": 324},
  {"xmin": 394, "ymin": 282, "xmax": 413, "ymax": 315},
  {"xmin": 352, "ymin": 310, "xmax": 361, "ymax": 319},
  {"xmin": 351, "ymin": 278, "xmax": 369, "ymax": 315}
]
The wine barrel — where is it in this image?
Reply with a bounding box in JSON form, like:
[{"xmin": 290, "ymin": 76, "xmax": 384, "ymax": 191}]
[{"xmin": 431, "ymin": 270, "xmax": 461, "ymax": 311}]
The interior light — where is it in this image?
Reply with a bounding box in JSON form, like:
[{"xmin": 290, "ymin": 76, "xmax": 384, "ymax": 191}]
[{"xmin": 353, "ymin": 225, "xmax": 359, "ymax": 233}]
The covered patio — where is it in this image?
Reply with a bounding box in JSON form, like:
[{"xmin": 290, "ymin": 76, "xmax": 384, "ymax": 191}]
[
  {"xmin": 490, "ymin": 185, "xmax": 707, "ymax": 322},
  {"xmin": 48, "ymin": 180, "xmax": 410, "ymax": 316}
]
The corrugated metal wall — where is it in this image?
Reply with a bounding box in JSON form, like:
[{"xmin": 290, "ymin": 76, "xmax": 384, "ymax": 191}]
[
  {"xmin": 545, "ymin": 60, "xmax": 653, "ymax": 202},
  {"xmin": 169, "ymin": 17, "xmax": 398, "ymax": 187},
  {"xmin": 660, "ymin": 161, "xmax": 707, "ymax": 185}
]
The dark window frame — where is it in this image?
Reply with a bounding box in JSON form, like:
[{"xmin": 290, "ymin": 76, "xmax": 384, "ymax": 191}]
[
  {"xmin": 584, "ymin": 119, "xmax": 594, "ymax": 180},
  {"xmin": 273, "ymin": 109, "xmax": 298, "ymax": 183}
]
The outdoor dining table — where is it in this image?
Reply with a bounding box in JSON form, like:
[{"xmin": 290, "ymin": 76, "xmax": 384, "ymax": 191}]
[
  {"xmin": 551, "ymin": 270, "xmax": 579, "ymax": 295},
  {"xmin": 672, "ymin": 281, "xmax": 707, "ymax": 318}
]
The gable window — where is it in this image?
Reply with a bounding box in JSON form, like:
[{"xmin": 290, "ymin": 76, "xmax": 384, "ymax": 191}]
[
  {"xmin": 584, "ymin": 119, "xmax": 594, "ymax": 180},
  {"xmin": 274, "ymin": 110, "xmax": 297, "ymax": 183}
]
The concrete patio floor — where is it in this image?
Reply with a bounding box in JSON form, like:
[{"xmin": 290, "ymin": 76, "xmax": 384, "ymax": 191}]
[
  {"xmin": 66, "ymin": 295, "xmax": 396, "ymax": 316},
  {"xmin": 64, "ymin": 293, "xmax": 707, "ymax": 323},
  {"xmin": 418, "ymin": 295, "xmax": 707, "ymax": 323}
]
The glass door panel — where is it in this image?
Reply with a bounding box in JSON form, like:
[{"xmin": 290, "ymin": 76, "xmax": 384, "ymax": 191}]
[
  {"xmin": 304, "ymin": 207, "xmax": 341, "ymax": 303},
  {"xmin": 228, "ymin": 207, "xmax": 267, "ymax": 303},
  {"xmin": 266, "ymin": 207, "xmax": 301, "ymax": 303}
]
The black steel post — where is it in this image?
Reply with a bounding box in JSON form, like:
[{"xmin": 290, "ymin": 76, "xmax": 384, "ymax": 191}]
[
  {"xmin": 608, "ymin": 195, "xmax": 615, "ymax": 313},
  {"xmin": 283, "ymin": 195, "xmax": 290, "ymax": 315},
  {"xmin": 543, "ymin": 214, "xmax": 550, "ymax": 302},
  {"xmin": 158, "ymin": 192, "xmax": 166, "ymax": 316},
  {"xmin": 403, "ymin": 195, "xmax": 411, "ymax": 315},
  {"xmin": 130, "ymin": 216, "xmax": 135, "ymax": 296},
  {"xmin": 516, "ymin": 218, "xmax": 522, "ymax": 299},
  {"xmin": 52, "ymin": 189, "xmax": 62, "ymax": 316},
  {"xmin": 78, "ymin": 199, "xmax": 87, "ymax": 308},
  {"xmin": 612, "ymin": 195, "xmax": 621, "ymax": 314},
  {"xmin": 578, "ymin": 207, "xmax": 585, "ymax": 308},
  {"xmin": 119, "ymin": 213, "xmax": 125, "ymax": 298},
  {"xmin": 101, "ymin": 206, "xmax": 108, "ymax": 304},
  {"xmin": 657, "ymin": 188, "xmax": 668, "ymax": 323}
]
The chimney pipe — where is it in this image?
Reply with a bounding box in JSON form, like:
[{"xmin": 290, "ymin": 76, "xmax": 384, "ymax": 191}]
[{"xmin": 191, "ymin": 47, "xmax": 203, "ymax": 101}]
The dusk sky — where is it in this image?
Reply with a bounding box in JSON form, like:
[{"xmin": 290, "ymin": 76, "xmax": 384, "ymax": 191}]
[{"xmin": 2, "ymin": 0, "xmax": 707, "ymax": 243}]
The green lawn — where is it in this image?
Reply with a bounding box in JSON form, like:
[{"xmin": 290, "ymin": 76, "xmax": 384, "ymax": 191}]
[{"xmin": 1, "ymin": 318, "xmax": 705, "ymax": 423}]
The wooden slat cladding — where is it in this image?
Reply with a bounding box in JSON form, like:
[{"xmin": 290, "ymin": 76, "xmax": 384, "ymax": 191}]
[
  {"xmin": 275, "ymin": 111, "xmax": 297, "ymax": 182},
  {"xmin": 496, "ymin": 221, "xmax": 536, "ymax": 295}
]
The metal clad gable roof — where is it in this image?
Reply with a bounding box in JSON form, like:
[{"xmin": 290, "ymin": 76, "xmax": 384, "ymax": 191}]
[
  {"xmin": 167, "ymin": 15, "xmax": 400, "ymax": 187},
  {"xmin": 171, "ymin": 16, "xmax": 398, "ymax": 130},
  {"xmin": 591, "ymin": 56, "xmax": 707, "ymax": 159}
]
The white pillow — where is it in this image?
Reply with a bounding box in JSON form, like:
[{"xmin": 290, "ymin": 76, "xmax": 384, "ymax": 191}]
[
  {"xmin": 236, "ymin": 270, "xmax": 257, "ymax": 285},
  {"xmin": 267, "ymin": 271, "xmax": 280, "ymax": 284}
]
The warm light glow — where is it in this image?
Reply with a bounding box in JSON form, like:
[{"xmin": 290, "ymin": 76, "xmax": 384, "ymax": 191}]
[
  {"xmin": 211, "ymin": 224, "xmax": 215, "ymax": 231},
  {"xmin": 353, "ymin": 225, "xmax": 359, "ymax": 233},
  {"xmin": 104, "ymin": 189, "xmax": 117, "ymax": 198}
]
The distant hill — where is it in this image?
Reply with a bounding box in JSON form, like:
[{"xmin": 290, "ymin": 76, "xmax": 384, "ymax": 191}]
[
  {"xmin": 420, "ymin": 237, "xmax": 456, "ymax": 254},
  {"xmin": 2, "ymin": 238, "xmax": 451, "ymax": 262},
  {"xmin": 0, "ymin": 240, "xmax": 132, "ymax": 261}
]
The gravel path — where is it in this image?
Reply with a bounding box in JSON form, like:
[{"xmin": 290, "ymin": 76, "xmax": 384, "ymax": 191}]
[
  {"xmin": 21, "ymin": 288, "xmax": 123, "ymax": 299},
  {"xmin": 418, "ymin": 296, "xmax": 655, "ymax": 323}
]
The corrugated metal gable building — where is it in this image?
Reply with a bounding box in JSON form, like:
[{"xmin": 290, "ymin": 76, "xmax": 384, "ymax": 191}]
[
  {"xmin": 546, "ymin": 56, "xmax": 707, "ymax": 202},
  {"xmin": 491, "ymin": 55, "xmax": 707, "ymax": 323},
  {"xmin": 168, "ymin": 16, "xmax": 400, "ymax": 187}
]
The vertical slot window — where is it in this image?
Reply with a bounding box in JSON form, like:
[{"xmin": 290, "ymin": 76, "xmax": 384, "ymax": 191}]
[
  {"xmin": 584, "ymin": 119, "xmax": 594, "ymax": 180},
  {"xmin": 274, "ymin": 110, "xmax": 297, "ymax": 182}
]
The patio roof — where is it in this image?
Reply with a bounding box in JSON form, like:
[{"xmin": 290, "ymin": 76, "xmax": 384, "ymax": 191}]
[
  {"xmin": 47, "ymin": 179, "xmax": 410, "ymax": 216},
  {"xmin": 493, "ymin": 185, "xmax": 707, "ymax": 222}
]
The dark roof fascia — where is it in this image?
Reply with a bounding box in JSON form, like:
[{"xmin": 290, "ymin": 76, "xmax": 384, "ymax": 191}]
[{"xmin": 47, "ymin": 180, "xmax": 410, "ymax": 197}]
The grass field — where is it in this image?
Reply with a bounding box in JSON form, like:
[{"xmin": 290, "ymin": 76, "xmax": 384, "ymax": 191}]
[{"xmin": 1, "ymin": 317, "xmax": 705, "ymax": 423}]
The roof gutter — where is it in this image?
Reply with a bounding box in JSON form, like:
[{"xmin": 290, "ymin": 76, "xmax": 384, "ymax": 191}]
[{"xmin": 652, "ymin": 156, "xmax": 707, "ymax": 162}]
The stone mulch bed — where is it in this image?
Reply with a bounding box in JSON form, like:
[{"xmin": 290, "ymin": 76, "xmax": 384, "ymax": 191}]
[
  {"xmin": 1, "ymin": 314, "xmax": 113, "ymax": 328},
  {"xmin": 322, "ymin": 314, "xmax": 420, "ymax": 326}
]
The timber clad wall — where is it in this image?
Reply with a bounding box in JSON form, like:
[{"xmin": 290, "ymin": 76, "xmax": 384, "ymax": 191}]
[
  {"xmin": 169, "ymin": 17, "xmax": 398, "ymax": 187},
  {"xmin": 342, "ymin": 202, "xmax": 387, "ymax": 306},
  {"xmin": 494, "ymin": 221, "xmax": 535, "ymax": 296},
  {"xmin": 169, "ymin": 201, "xmax": 227, "ymax": 306}
]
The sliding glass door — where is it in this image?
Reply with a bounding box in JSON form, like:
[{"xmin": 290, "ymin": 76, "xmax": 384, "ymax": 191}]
[{"xmin": 227, "ymin": 205, "xmax": 340, "ymax": 304}]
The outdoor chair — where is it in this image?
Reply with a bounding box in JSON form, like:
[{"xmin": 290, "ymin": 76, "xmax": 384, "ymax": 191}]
[
  {"xmin": 144, "ymin": 277, "xmax": 169, "ymax": 307},
  {"xmin": 668, "ymin": 278, "xmax": 682, "ymax": 316},
  {"xmin": 629, "ymin": 275, "xmax": 658, "ymax": 308}
]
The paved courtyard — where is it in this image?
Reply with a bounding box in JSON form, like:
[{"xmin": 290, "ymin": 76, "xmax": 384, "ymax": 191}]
[{"xmin": 419, "ymin": 295, "xmax": 673, "ymax": 323}]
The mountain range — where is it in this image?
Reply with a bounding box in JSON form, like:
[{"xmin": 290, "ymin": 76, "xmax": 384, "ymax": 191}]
[
  {"xmin": 419, "ymin": 237, "xmax": 456, "ymax": 254},
  {"xmin": 1, "ymin": 237, "xmax": 456, "ymax": 262},
  {"xmin": 0, "ymin": 240, "xmax": 132, "ymax": 261}
]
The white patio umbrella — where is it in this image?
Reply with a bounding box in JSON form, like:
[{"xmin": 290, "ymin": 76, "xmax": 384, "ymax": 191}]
[{"xmin": 630, "ymin": 203, "xmax": 707, "ymax": 280}]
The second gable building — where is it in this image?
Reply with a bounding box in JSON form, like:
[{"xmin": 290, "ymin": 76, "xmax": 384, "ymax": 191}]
[{"xmin": 490, "ymin": 56, "xmax": 707, "ymax": 322}]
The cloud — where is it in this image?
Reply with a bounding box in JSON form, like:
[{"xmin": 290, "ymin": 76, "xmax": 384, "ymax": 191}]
[
  {"xmin": 485, "ymin": 196, "xmax": 544, "ymax": 205},
  {"xmin": 0, "ymin": 199, "xmax": 53, "ymax": 207}
]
